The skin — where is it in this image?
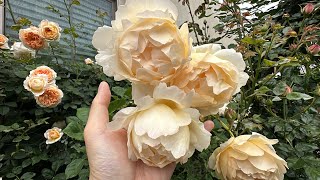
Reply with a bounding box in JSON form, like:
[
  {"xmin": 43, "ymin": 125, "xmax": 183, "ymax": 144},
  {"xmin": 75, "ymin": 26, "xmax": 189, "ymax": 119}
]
[{"xmin": 84, "ymin": 82, "xmax": 215, "ymax": 180}]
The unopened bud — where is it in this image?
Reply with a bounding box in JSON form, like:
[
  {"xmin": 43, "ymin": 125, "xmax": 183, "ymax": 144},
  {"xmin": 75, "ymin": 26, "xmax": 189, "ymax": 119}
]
[
  {"xmin": 302, "ymin": 3, "xmax": 314, "ymax": 15},
  {"xmin": 283, "ymin": 13, "xmax": 290, "ymax": 19},
  {"xmin": 308, "ymin": 44, "xmax": 320, "ymax": 55},
  {"xmin": 224, "ymin": 108, "xmax": 237, "ymax": 125},
  {"xmin": 315, "ymin": 86, "xmax": 320, "ymax": 96},
  {"xmin": 289, "ymin": 44, "xmax": 298, "ymax": 51},
  {"xmin": 242, "ymin": 12, "xmax": 250, "ymax": 17},
  {"xmin": 287, "ymin": 30, "xmax": 297, "ymax": 37},
  {"xmin": 273, "ymin": 23, "xmax": 283, "ymax": 30},
  {"xmin": 283, "ymin": 86, "xmax": 293, "ymax": 96},
  {"xmin": 266, "ymin": 99, "xmax": 273, "ymax": 106}
]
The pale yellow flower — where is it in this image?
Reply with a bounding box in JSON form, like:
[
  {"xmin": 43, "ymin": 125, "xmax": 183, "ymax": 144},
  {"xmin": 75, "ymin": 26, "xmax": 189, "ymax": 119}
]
[
  {"xmin": 39, "ymin": 20, "xmax": 62, "ymax": 41},
  {"xmin": 92, "ymin": 0, "xmax": 191, "ymax": 85},
  {"xmin": 170, "ymin": 44, "xmax": 249, "ymax": 116},
  {"xmin": 19, "ymin": 26, "xmax": 48, "ymax": 50},
  {"xmin": 0, "ymin": 34, "xmax": 9, "ymax": 49},
  {"xmin": 109, "ymin": 83, "xmax": 211, "ymax": 168},
  {"xmin": 44, "ymin": 127, "xmax": 63, "ymax": 144},
  {"xmin": 23, "ymin": 74, "xmax": 49, "ymax": 96},
  {"xmin": 11, "ymin": 42, "xmax": 36, "ymax": 59},
  {"xmin": 35, "ymin": 85, "xmax": 63, "ymax": 108},
  {"xmin": 84, "ymin": 58, "xmax": 94, "ymax": 65},
  {"xmin": 30, "ymin": 66, "xmax": 57, "ymax": 84},
  {"xmin": 208, "ymin": 133, "xmax": 288, "ymax": 180}
]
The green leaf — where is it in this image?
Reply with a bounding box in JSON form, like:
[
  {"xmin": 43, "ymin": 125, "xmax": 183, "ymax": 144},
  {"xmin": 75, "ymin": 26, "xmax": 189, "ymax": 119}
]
[
  {"xmin": 42, "ymin": 168, "xmax": 54, "ymax": 179},
  {"xmin": 286, "ymin": 92, "xmax": 313, "ymax": 101},
  {"xmin": 305, "ymin": 167, "xmax": 320, "ymax": 180},
  {"xmin": 241, "ymin": 37, "xmax": 265, "ymax": 45},
  {"xmin": 65, "ymin": 159, "xmax": 85, "ymax": 179},
  {"xmin": 76, "ymin": 108, "xmax": 90, "ymax": 123},
  {"xmin": 272, "ymin": 96, "xmax": 282, "ymax": 101},
  {"xmin": 52, "ymin": 160, "xmax": 64, "ymax": 172},
  {"xmin": 52, "ymin": 173, "xmax": 66, "ymax": 180},
  {"xmin": 63, "ymin": 122, "xmax": 84, "ymax": 141},
  {"xmin": 71, "ymin": 0, "xmax": 80, "ymax": 5},
  {"xmin": 14, "ymin": 70, "xmax": 28, "ymax": 78},
  {"xmin": 109, "ymin": 99, "xmax": 127, "ymax": 114},
  {"xmin": 273, "ymin": 82, "xmax": 287, "ymax": 96},
  {"xmin": 21, "ymin": 172, "xmax": 36, "ymax": 180},
  {"xmin": 287, "ymin": 157, "xmax": 305, "ymax": 170},
  {"xmin": 254, "ymin": 86, "xmax": 271, "ymax": 95},
  {"xmin": 112, "ymin": 86, "xmax": 127, "ymax": 97},
  {"xmin": 0, "ymin": 106, "xmax": 10, "ymax": 115}
]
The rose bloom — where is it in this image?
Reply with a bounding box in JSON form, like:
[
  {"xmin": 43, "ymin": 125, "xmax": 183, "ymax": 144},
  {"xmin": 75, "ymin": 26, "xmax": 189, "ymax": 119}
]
[
  {"xmin": 0, "ymin": 34, "xmax": 9, "ymax": 49},
  {"xmin": 209, "ymin": 133, "xmax": 288, "ymax": 180},
  {"xmin": 39, "ymin": 20, "xmax": 62, "ymax": 41},
  {"xmin": 11, "ymin": 42, "xmax": 36, "ymax": 59},
  {"xmin": 35, "ymin": 86, "xmax": 63, "ymax": 108},
  {"xmin": 19, "ymin": 26, "xmax": 48, "ymax": 50},
  {"xmin": 30, "ymin": 65, "xmax": 57, "ymax": 84},
  {"xmin": 170, "ymin": 44, "xmax": 249, "ymax": 116},
  {"xmin": 23, "ymin": 74, "xmax": 48, "ymax": 96},
  {"xmin": 92, "ymin": 0, "xmax": 191, "ymax": 85},
  {"xmin": 109, "ymin": 83, "xmax": 211, "ymax": 168},
  {"xmin": 44, "ymin": 127, "xmax": 63, "ymax": 144},
  {"xmin": 84, "ymin": 58, "xmax": 94, "ymax": 65}
]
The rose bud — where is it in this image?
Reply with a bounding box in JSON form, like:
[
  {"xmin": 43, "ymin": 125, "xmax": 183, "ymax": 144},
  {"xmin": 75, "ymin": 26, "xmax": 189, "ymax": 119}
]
[
  {"xmin": 308, "ymin": 44, "xmax": 320, "ymax": 55},
  {"xmin": 302, "ymin": 3, "xmax": 314, "ymax": 14}
]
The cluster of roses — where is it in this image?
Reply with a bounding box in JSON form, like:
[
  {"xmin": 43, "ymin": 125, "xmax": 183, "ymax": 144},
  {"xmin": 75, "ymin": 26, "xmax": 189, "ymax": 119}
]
[
  {"xmin": 0, "ymin": 20, "xmax": 61, "ymax": 60},
  {"xmin": 23, "ymin": 65, "xmax": 63, "ymax": 108},
  {"xmin": 23, "ymin": 66, "xmax": 64, "ymax": 145},
  {"xmin": 92, "ymin": 0, "xmax": 288, "ymax": 179}
]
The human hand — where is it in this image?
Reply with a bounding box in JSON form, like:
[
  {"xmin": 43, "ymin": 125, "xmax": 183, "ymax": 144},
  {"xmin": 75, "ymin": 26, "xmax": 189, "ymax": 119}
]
[{"xmin": 84, "ymin": 82, "xmax": 215, "ymax": 180}]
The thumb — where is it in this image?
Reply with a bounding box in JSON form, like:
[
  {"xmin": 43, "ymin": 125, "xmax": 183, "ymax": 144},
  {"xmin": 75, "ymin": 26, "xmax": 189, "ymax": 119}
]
[{"xmin": 85, "ymin": 82, "xmax": 111, "ymax": 135}]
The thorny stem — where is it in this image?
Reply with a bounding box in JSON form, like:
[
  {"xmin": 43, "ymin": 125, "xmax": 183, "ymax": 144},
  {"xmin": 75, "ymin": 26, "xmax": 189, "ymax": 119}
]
[
  {"xmin": 185, "ymin": 0, "xmax": 200, "ymax": 45},
  {"xmin": 49, "ymin": 44, "xmax": 59, "ymax": 66},
  {"xmin": 6, "ymin": 0, "xmax": 16, "ymax": 24},
  {"xmin": 63, "ymin": 0, "xmax": 77, "ymax": 61},
  {"xmin": 217, "ymin": 116, "xmax": 235, "ymax": 138}
]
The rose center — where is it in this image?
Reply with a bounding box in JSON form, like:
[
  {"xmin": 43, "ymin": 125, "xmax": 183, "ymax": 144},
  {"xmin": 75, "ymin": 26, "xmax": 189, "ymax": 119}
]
[
  {"xmin": 29, "ymin": 78, "xmax": 45, "ymax": 91},
  {"xmin": 44, "ymin": 26, "xmax": 57, "ymax": 37},
  {"xmin": 48, "ymin": 130, "xmax": 60, "ymax": 140}
]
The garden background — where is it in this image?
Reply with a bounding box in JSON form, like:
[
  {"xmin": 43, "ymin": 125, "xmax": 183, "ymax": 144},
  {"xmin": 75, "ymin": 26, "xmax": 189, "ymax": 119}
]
[{"xmin": 0, "ymin": 0, "xmax": 320, "ymax": 179}]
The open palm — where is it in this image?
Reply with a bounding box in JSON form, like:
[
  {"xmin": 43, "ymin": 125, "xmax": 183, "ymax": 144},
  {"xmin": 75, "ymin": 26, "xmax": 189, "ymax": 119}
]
[{"xmin": 84, "ymin": 82, "xmax": 214, "ymax": 180}]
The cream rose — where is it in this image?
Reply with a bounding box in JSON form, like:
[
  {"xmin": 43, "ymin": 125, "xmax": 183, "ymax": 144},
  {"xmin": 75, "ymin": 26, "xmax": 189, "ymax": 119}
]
[
  {"xmin": 39, "ymin": 20, "xmax": 62, "ymax": 41},
  {"xmin": 44, "ymin": 127, "xmax": 63, "ymax": 144},
  {"xmin": 11, "ymin": 42, "xmax": 36, "ymax": 59},
  {"xmin": 92, "ymin": 0, "xmax": 191, "ymax": 85},
  {"xmin": 30, "ymin": 65, "xmax": 57, "ymax": 84},
  {"xmin": 208, "ymin": 133, "xmax": 288, "ymax": 180},
  {"xmin": 170, "ymin": 44, "xmax": 249, "ymax": 116},
  {"xmin": 35, "ymin": 85, "xmax": 63, "ymax": 108},
  {"xmin": 23, "ymin": 74, "xmax": 48, "ymax": 96},
  {"xmin": 109, "ymin": 83, "xmax": 211, "ymax": 168},
  {"xmin": 19, "ymin": 26, "xmax": 48, "ymax": 50},
  {"xmin": 0, "ymin": 34, "xmax": 9, "ymax": 49}
]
